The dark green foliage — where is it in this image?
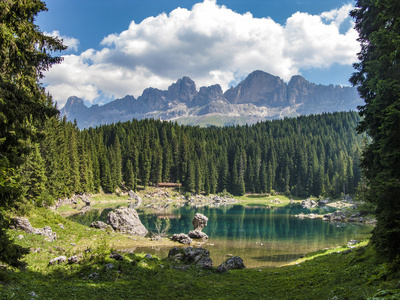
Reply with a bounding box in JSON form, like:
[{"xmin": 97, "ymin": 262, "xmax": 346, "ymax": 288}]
[
  {"xmin": 0, "ymin": 0, "xmax": 65, "ymax": 267},
  {"xmin": 350, "ymin": 0, "xmax": 400, "ymax": 260},
  {"xmin": 19, "ymin": 143, "xmax": 47, "ymax": 205},
  {"xmin": 35, "ymin": 112, "xmax": 365, "ymax": 199}
]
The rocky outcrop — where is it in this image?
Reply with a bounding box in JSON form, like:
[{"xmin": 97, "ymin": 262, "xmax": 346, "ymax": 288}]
[
  {"xmin": 167, "ymin": 76, "xmax": 198, "ymax": 103},
  {"xmin": 60, "ymin": 70, "xmax": 362, "ymax": 129},
  {"xmin": 34, "ymin": 226, "xmax": 57, "ymax": 242},
  {"xmin": 191, "ymin": 84, "xmax": 226, "ymax": 107},
  {"xmin": 224, "ymin": 70, "xmax": 287, "ymax": 107},
  {"xmin": 136, "ymin": 87, "xmax": 169, "ymax": 113},
  {"xmin": 322, "ymin": 211, "xmax": 375, "ymax": 223},
  {"xmin": 168, "ymin": 247, "xmax": 213, "ymax": 269},
  {"xmin": 11, "ymin": 217, "xmax": 57, "ymax": 241},
  {"xmin": 287, "ymin": 75, "xmax": 360, "ymax": 114},
  {"xmin": 61, "ymin": 96, "xmax": 89, "ymax": 121},
  {"xmin": 188, "ymin": 230, "xmax": 208, "ymax": 239},
  {"xmin": 192, "ymin": 213, "xmax": 208, "ymax": 231},
  {"xmin": 12, "ymin": 217, "xmax": 34, "ymax": 233},
  {"xmin": 171, "ymin": 233, "xmax": 193, "ymax": 244},
  {"xmin": 90, "ymin": 221, "xmax": 112, "ymax": 230},
  {"xmin": 216, "ymin": 256, "xmax": 246, "ymax": 273},
  {"xmin": 49, "ymin": 256, "xmax": 67, "ymax": 265},
  {"xmin": 107, "ymin": 207, "xmax": 148, "ymax": 236}
]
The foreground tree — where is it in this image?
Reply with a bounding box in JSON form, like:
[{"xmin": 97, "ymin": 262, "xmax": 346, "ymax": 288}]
[
  {"xmin": 0, "ymin": 0, "xmax": 65, "ymax": 268},
  {"xmin": 350, "ymin": 0, "xmax": 400, "ymax": 260}
]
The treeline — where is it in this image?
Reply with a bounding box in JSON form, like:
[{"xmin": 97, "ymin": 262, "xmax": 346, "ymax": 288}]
[{"xmin": 21, "ymin": 111, "xmax": 365, "ymax": 204}]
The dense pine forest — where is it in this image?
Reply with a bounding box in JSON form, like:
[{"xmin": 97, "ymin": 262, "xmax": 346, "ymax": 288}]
[{"xmin": 22, "ymin": 111, "xmax": 364, "ymax": 205}]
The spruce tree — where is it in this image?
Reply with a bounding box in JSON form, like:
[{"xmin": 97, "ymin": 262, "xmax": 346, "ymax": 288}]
[
  {"xmin": 19, "ymin": 142, "xmax": 47, "ymax": 206},
  {"xmin": 350, "ymin": 0, "xmax": 400, "ymax": 260},
  {"xmin": 0, "ymin": 0, "xmax": 65, "ymax": 268}
]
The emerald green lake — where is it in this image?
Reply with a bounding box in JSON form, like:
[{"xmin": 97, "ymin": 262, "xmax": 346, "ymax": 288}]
[{"xmin": 136, "ymin": 204, "xmax": 373, "ymax": 268}]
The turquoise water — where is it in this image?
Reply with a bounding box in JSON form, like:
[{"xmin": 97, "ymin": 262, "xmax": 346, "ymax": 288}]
[{"xmin": 136, "ymin": 204, "xmax": 373, "ymax": 268}]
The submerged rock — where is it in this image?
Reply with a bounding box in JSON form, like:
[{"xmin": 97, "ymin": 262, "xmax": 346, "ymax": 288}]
[{"xmin": 107, "ymin": 206, "xmax": 148, "ymax": 236}]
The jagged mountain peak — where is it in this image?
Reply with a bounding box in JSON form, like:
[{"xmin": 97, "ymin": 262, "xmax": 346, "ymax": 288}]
[
  {"xmin": 224, "ymin": 70, "xmax": 287, "ymax": 107},
  {"xmin": 64, "ymin": 96, "xmax": 85, "ymax": 108},
  {"xmin": 167, "ymin": 76, "xmax": 198, "ymax": 103},
  {"xmin": 60, "ymin": 70, "xmax": 361, "ymax": 128}
]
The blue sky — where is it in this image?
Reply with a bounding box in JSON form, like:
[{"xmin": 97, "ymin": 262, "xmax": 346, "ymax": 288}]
[{"xmin": 37, "ymin": 0, "xmax": 359, "ymax": 107}]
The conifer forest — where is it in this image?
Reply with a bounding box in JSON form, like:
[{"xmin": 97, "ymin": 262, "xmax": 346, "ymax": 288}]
[{"xmin": 24, "ymin": 111, "xmax": 364, "ymax": 205}]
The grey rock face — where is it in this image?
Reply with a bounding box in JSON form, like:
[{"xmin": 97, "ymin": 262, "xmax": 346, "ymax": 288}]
[
  {"xmin": 61, "ymin": 70, "xmax": 362, "ymax": 129},
  {"xmin": 168, "ymin": 247, "xmax": 213, "ymax": 269},
  {"xmin": 287, "ymin": 75, "xmax": 360, "ymax": 114},
  {"xmin": 49, "ymin": 256, "xmax": 67, "ymax": 265},
  {"xmin": 34, "ymin": 226, "xmax": 57, "ymax": 242},
  {"xmin": 12, "ymin": 217, "xmax": 56, "ymax": 241},
  {"xmin": 171, "ymin": 233, "xmax": 193, "ymax": 244},
  {"xmin": 192, "ymin": 213, "xmax": 208, "ymax": 231},
  {"xmin": 188, "ymin": 230, "xmax": 209, "ymax": 239},
  {"xmin": 12, "ymin": 217, "xmax": 34, "ymax": 233},
  {"xmin": 167, "ymin": 76, "xmax": 198, "ymax": 103},
  {"xmin": 191, "ymin": 84, "xmax": 225, "ymax": 107},
  {"xmin": 90, "ymin": 221, "xmax": 111, "ymax": 230},
  {"xmin": 216, "ymin": 256, "xmax": 246, "ymax": 273},
  {"xmin": 225, "ymin": 70, "xmax": 287, "ymax": 107},
  {"xmin": 136, "ymin": 87, "xmax": 169, "ymax": 113},
  {"xmin": 107, "ymin": 206, "xmax": 148, "ymax": 236}
]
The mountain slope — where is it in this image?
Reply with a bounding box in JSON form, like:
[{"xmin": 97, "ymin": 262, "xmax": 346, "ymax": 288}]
[{"xmin": 60, "ymin": 70, "xmax": 361, "ymax": 128}]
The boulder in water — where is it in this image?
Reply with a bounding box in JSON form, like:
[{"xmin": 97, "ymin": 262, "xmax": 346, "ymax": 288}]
[
  {"xmin": 192, "ymin": 213, "xmax": 208, "ymax": 231},
  {"xmin": 188, "ymin": 230, "xmax": 209, "ymax": 239},
  {"xmin": 171, "ymin": 233, "xmax": 193, "ymax": 244},
  {"xmin": 107, "ymin": 206, "xmax": 148, "ymax": 236}
]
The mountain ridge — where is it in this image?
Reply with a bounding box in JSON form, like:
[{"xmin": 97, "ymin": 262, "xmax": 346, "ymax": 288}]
[{"xmin": 61, "ymin": 70, "xmax": 361, "ymax": 128}]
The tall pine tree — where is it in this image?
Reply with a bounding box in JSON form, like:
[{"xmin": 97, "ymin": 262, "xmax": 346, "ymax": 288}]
[{"xmin": 350, "ymin": 0, "xmax": 400, "ymax": 260}]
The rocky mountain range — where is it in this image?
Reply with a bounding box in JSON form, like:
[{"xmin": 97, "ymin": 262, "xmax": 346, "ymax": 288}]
[{"xmin": 60, "ymin": 70, "xmax": 361, "ymax": 128}]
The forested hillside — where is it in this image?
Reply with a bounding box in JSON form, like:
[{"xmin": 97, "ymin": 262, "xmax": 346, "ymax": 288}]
[{"xmin": 22, "ymin": 111, "xmax": 364, "ymax": 204}]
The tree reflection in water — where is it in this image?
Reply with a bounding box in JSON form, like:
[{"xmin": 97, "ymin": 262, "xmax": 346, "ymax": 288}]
[{"xmin": 134, "ymin": 204, "xmax": 372, "ymax": 268}]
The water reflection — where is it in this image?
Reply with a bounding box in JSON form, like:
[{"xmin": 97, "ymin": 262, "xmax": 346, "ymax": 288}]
[{"xmin": 137, "ymin": 204, "xmax": 372, "ymax": 268}]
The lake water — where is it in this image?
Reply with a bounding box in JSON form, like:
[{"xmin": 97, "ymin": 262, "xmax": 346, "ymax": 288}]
[{"xmin": 136, "ymin": 204, "xmax": 373, "ymax": 268}]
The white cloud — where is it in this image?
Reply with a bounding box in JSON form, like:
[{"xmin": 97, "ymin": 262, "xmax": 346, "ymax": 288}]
[
  {"xmin": 43, "ymin": 0, "xmax": 359, "ymax": 108},
  {"xmin": 44, "ymin": 30, "xmax": 80, "ymax": 52}
]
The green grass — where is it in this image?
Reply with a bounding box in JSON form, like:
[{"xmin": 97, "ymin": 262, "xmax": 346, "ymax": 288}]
[
  {"xmin": 235, "ymin": 193, "xmax": 302, "ymax": 207},
  {"xmin": 1, "ymin": 197, "xmax": 397, "ymax": 299},
  {"xmin": 1, "ymin": 225, "xmax": 400, "ymax": 300}
]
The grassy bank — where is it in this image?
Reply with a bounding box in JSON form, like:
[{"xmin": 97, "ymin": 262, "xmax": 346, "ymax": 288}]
[
  {"xmin": 1, "ymin": 209, "xmax": 399, "ymax": 300},
  {"xmin": 1, "ymin": 192, "xmax": 392, "ymax": 299}
]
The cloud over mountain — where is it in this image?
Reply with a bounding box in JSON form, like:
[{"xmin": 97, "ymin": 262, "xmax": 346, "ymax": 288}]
[{"xmin": 43, "ymin": 0, "xmax": 359, "ymax": 108}]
